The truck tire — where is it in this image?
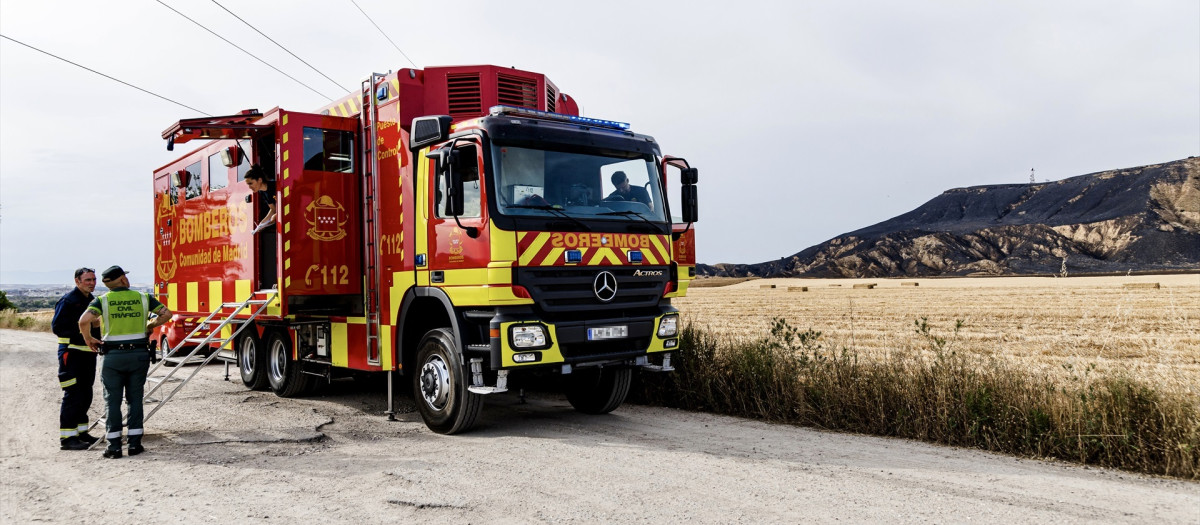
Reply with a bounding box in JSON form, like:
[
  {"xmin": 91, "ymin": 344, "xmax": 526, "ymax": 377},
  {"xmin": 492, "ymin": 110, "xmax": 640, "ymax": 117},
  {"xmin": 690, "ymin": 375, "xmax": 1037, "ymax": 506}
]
[
  {"xmin": 566, "ymin": 367, "xmax": 632, "ymax": 415},
  {"xmin": 412, "ymin": 328, "xmax": 482, "ymax": 434},
  {"xmin": 238, "ymin": 331, "xmax": 269, "ymax": 390},
  {"xmin": 266, "ymin": 330, "xmax": 310, "ymax": 398}
]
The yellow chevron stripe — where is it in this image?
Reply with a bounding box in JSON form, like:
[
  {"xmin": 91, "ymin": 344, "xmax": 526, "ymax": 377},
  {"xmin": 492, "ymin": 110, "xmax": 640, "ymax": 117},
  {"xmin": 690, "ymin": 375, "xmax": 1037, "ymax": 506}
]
[
  {"xmin": 519, "ymin": 232, "xmax": 551, "ymax": 266},
  {"xmin": 640, "ymin": 247, "xmax": 660, "ymax": 265},
  {"xmin": 283, "ymin": 167, "xmax": 289, "ymax": 180},
  {"xmin": 649, "ymin": 235, "xmax": 670, "ymax": 264},
  {"xmin": 283, "ymin": 186, "xmax": 290, "ymax": 198},
  {"xmin": 283, "ymin": 131, "xmax": 289, "ymax": 144},
  {"xmin": 542, "ymin": 247, "xmax": 565, "ymax": 266},
  {"xmin": 586, "ymin": 248, "xmax": 621, "ymax": 266},
  {"xmin": 283, "ymin": 114, "xmax": 288, "ymax": 125}
]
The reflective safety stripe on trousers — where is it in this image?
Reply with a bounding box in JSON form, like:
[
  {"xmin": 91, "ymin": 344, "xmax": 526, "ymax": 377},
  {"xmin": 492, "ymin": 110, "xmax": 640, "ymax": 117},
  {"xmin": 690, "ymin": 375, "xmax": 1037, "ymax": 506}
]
[
  {"xmin": 57, "ymin": 337, "xmax": 92, "ymax": 352},
  {"xmin": 99, "ymin": 290, "xmax": 149, "ymax": 342}
]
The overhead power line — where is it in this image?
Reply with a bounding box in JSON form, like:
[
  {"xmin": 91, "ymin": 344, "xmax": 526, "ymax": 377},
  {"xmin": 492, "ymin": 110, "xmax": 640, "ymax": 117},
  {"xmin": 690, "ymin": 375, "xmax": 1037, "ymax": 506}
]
[
  {"xmin": 348, "ymin": 0, "xmax": 418, "ymax": 68},
  {"xmin": 210, "ymin": 0, "xmax": 350, "ymax": 94},
  {"xmin": 0, "ymin": 33, "xmax": 212, "ymax": 116},
  {"xmin": 155, "ymin": 0, "xmax": 335, "ymax": 101}
]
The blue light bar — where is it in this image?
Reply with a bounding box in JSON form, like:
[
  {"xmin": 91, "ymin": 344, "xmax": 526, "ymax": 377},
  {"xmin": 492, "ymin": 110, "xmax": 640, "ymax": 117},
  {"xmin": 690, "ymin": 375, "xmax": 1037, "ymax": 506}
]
[
  {"xmin": 564, "ymin": 250, "xmax": 583, "ymax": 264},
  {"xmin": 628, "ymin": 250, "xmax": 644, "ymax": 263},
  {"xmin": 489, "ymin": 105, "xmax": 630, "ymax": 131}
]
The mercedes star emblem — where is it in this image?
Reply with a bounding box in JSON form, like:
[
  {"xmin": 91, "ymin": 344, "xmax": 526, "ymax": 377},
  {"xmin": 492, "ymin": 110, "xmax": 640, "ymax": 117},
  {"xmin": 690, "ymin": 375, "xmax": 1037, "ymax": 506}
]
[{"xmin": 593, "ymin": 271, "xmax": 618, "ymax": 302}]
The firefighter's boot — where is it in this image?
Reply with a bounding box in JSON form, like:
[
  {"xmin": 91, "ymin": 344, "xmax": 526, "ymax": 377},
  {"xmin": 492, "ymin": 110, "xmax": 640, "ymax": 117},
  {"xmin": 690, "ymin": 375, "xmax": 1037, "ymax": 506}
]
[
  {"xmin": 60, "ymin": 436, "xmax": 89, "ymax": 451},
  {"xmin": 77, "ymin": 432, "xmax": 99, "ymax": 446},
  {"xmin": 127, "ymin": 437, "xmax": 144, "ymax": 456},
  {"xmin": 103, "ymin": 437, "xmax": 122, "ymax": 459}
]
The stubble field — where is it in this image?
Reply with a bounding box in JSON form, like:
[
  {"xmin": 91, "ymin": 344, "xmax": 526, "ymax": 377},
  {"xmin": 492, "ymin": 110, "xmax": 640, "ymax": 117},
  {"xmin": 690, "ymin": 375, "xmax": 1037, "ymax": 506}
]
[{"xmin": 676, "ymin": 274, "xmax": 1200, "ymax": 394}]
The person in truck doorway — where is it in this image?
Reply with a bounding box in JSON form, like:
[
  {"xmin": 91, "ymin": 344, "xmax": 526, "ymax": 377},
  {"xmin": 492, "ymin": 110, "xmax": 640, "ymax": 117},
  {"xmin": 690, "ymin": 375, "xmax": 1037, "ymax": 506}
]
[
  {"xmin": 605, "ymin": 170, "xmax": 653, "ymax": 210},
  {"xmin": 243, "ymin": 165, "xmax": 276, "ymax": 234},
  {"xmin": 52, "ymin": 267, "xmax": 102, "ymax": 450},
  {"xmin": 79, "ymin": 266, "xmax": 171, "ymax": 459}
]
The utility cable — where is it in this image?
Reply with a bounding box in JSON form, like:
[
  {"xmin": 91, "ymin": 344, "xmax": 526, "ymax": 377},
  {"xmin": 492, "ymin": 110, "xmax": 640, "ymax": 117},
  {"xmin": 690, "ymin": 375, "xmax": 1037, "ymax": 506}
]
[
  {"xmin": 155, "ymin": 0, "xmax": 335, "ymax": 101},
  {"xmin": 0, "ymin": 33, "xmax": 212, "ymax": 116},
  {"xmin": 348, "ymin": 0, "xmax": 418, "ymax": 68},
  {"xmin": 209, "ymin": 0, "xmax": 350, "ymax": 94}
]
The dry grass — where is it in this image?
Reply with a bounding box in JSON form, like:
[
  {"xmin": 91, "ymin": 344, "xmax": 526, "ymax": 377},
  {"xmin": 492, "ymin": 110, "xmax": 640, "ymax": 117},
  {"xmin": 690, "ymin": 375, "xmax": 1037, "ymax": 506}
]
[
  {"xmin": 676, "ymin": 274, "xmax": 1200, "ymax": 394},
  {"xmin": 688, "ymin": 276, "xmax": 759, "ymax": 288},
  {"xmin": 642, "ymin": 274, "xmax": 1200, "ymax": 478},
  {"xmin": 0, "ymin": 309, "xmax": 53, "ymax": 332}
]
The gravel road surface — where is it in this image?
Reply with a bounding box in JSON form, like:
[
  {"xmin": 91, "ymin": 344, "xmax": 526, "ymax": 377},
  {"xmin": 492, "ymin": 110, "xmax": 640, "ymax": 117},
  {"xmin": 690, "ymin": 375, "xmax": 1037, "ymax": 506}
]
[{"xmin": 2, "ymin": 329, "xmax": 1196, "ymax": 523}]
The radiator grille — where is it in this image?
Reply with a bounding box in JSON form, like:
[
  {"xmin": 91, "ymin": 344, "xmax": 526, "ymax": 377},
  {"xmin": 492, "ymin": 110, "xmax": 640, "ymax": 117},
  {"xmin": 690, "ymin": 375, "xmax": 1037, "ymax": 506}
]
[
  {"xmin": 446, "ymin": 73, "xmax": 482, "ymax": 116},
  {"xmin": 514, "ymin": 266, "xmax": 667, "ymax": 314},
  {"xmin": 497, "ymin": 74, "xmax": 538, "ymax": 110}
]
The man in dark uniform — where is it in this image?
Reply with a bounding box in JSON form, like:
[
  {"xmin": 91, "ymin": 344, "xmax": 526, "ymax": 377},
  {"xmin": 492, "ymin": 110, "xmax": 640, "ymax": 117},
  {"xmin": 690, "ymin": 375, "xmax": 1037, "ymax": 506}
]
[
  {"xmin": 79, "ymin": 266, "xmax": 171, "ymax": 459},
  {"xmin": 604, "ymin": 170, "xmax": 654, "ymax": 210},
  {"xmin": 52, "ymin": 267, "xmax": 102, "ymax": 450}
]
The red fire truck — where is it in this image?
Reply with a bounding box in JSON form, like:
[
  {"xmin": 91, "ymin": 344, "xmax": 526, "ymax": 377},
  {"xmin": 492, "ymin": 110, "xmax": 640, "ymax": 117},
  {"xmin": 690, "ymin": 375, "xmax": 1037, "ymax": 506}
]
[{"xmin": 153, "ymin": 65, "xmax": 698, "ymax": 433}]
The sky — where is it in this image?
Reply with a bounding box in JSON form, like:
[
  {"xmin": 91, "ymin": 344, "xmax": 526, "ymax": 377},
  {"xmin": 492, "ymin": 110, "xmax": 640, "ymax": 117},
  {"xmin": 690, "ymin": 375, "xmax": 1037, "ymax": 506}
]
[{"xmin": 2, "ymin": 0, "xmax": 1197, "ymax": 284}]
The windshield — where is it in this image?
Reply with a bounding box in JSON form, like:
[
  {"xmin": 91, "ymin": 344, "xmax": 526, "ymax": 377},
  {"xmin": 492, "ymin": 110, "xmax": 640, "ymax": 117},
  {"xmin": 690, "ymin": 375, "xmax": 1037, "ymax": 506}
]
[{"xmin": 491, "ymin": 145, "xmax": 667, "ymax": 223}]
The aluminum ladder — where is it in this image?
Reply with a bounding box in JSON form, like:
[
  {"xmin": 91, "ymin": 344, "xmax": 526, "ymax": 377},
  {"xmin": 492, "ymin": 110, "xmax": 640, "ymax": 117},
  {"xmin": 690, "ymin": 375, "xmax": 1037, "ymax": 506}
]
[{"xmin": 86, "ymin": 289, "xmax": 278, "ymax": 448}]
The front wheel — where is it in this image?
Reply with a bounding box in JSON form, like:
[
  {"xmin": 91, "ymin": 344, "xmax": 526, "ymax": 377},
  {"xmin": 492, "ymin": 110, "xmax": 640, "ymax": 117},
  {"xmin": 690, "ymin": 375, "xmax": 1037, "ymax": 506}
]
[
  {"xmin": 412, "ymin": 328, "xmax": 482, "ymax": 434},
  {"xmin": 266, "ymin": 330, "xmax": 310, "ymax": 398},
  {"xmin": 566, "ymin": 367, "xmax": 632, "ymax": 415}
]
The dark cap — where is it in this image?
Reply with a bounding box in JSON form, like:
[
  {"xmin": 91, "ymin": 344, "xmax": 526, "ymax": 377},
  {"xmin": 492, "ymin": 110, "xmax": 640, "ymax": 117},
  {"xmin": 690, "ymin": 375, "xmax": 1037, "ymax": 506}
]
[{"xmin": 101, "ymin": 266, "xmax": 128, "ymax": 281}]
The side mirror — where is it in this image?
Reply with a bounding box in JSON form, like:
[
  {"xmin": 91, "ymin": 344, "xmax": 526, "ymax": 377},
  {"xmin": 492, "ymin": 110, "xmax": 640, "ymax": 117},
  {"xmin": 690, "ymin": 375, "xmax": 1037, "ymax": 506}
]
[
  {"xmin": 444, "ymin": 149, "xmax": 465, "ymax": 217},
  {"xmin": 172, "ymin": 170, "xmax": 191, "ymax": 189},
  {"xmin": 411, "ymin": 115, "xmax": 453, "ymax": 150},
  {"xmin": 220, "ymin": 146, "xmax": 239, "ymax": 168},
  {"xmin": 681, "ymin": 167, "xmax": 698, "ymax": 185},
  {"xmin": 682, "ymin": 184, "xmax": 698, "ymax": 223}
]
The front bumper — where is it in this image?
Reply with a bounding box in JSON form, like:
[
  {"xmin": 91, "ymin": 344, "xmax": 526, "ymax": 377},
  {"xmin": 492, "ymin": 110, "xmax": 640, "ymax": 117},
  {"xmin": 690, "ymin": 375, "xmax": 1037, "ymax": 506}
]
[{"xmin": 489, "ymin": 305, "xmax": 680, "ymax": 369}]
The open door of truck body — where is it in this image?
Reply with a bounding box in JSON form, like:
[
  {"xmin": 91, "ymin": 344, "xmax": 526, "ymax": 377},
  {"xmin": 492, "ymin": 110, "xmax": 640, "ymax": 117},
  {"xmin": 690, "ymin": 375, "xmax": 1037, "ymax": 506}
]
[{"xmin": 275, "ymin": 110, "xmax": 364, "ymax": 303}]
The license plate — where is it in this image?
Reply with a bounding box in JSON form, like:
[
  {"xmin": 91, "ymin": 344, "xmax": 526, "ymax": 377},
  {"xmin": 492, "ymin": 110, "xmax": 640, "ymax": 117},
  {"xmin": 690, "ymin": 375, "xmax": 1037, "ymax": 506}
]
[{"xmin": 587, "ymin": 326, "xmax": 628, "ymax": 340}]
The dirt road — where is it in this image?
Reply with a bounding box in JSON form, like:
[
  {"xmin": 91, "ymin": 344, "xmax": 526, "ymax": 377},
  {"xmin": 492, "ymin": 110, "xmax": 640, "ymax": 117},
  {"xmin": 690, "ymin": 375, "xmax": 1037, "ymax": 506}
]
[{"xmin": 2, "ymin": 329, "xmax": 1196, "ymax": 523}]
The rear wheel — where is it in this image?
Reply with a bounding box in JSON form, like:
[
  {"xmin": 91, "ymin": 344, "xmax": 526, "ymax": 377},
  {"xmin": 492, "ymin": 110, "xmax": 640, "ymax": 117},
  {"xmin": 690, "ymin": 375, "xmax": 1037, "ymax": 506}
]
[
  {"xmin": 566, "ymin": 367, "xmax": 632, "ymax": 415},
  {"xmin": 412, "ymin": 328, "xmax": 482, "ymax": 434},
  {"xmin": 267, "ymin": 330, "xmax": 310, "ymax": 397},
  {"xmin": 238, "ymin": 331, "xmax": 269, "ymax": 390}
]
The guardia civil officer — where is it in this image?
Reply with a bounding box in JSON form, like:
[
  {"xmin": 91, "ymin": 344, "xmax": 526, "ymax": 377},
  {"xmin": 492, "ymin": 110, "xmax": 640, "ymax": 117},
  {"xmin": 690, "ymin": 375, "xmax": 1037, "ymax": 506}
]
[
  {"xmin": 79, "ymin": 266, "xmax": 171, "ymax": 458},
  {"xmin": 52, "ymin": 267, "xmax": 102, "ymax": 450}
]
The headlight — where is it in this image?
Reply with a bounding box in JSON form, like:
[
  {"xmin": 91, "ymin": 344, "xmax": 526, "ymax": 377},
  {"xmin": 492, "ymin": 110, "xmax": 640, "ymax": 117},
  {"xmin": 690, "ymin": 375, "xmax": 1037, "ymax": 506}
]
[
  {"xmin": 657, "ymin": 315, "xmax": 679, "ymax": 337},
  {"xmin": 511, "ymin": 325, "xmax": 547, "ymax": 348}
]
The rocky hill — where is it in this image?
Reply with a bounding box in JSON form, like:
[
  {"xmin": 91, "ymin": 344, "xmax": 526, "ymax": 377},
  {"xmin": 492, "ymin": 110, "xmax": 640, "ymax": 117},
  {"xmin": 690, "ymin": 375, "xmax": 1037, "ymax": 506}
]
[{"xmin": 700, "ymin": 157, "xmax": 1200, "ymax": 278}]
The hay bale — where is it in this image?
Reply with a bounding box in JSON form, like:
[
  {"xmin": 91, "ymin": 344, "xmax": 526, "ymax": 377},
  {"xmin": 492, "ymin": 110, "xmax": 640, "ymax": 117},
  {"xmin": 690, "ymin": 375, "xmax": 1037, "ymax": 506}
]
[
  {"xmin": 788, "ymin": 286, "xmax": 808, "ymax": 292},
  {"xmin": 1122, "ymin": 282, "xmax": 1160, "ymax": 289},
  {"xmin": 901, "ymin": 281, "xmax": 919, "ymax": 287},
  {"xmin": 853, "ymin": 283, "xmax": 877, "ymax": 289},
  {"xmin": 759, "ymin": 284, "xmax": 777, "ymax": 289}
]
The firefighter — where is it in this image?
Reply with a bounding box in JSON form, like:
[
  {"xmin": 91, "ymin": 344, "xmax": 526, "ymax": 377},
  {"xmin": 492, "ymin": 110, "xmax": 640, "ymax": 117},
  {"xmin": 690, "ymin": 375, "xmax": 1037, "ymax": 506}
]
[
  {"xmin": 52, "ymin": 267, "xmax": 101, "ymax": 450},
  {"xmin": 79, "ymin": 266, "xmax": 171, "ymax": 458},
  {"xmin": 243, "ymin": 165, "xmax": 276, "ymax": 233},
  {"xmin": 605, "ymin": 170, "xmax": 653, "ymax": 210}
]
